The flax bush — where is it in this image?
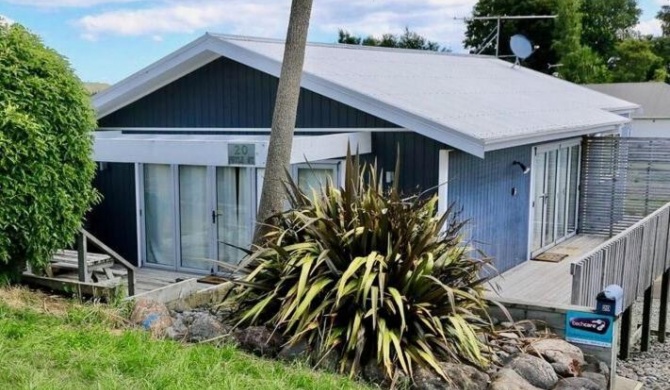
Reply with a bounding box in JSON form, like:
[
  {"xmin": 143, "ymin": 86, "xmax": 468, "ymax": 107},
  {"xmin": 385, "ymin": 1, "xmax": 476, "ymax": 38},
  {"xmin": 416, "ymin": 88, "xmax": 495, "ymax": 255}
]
[{"xmin": 228, "ymin": 153, "xmax": 496, "ymax": 380}]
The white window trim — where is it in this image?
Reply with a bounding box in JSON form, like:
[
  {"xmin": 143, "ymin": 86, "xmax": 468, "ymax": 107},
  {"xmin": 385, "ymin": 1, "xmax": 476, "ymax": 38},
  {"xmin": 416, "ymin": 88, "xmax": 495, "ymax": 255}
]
[{"xmin": 438, "ymin": 150, "xmax": 451, "ymax": 228}]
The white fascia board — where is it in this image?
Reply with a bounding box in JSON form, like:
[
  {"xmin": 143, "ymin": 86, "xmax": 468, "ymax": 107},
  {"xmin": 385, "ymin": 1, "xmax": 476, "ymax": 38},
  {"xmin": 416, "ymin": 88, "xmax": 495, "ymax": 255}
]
[
  {"xmin": 96, "ymin": 127, "xmax": 404, "ymax": 133},
  {"xmin": 94, "ymin": 132, "xmax": 369, "ymax": 167},
  {"xmin": 482, "ymin": 122, "xmax": 624, "ymax": 152},
  {"xmin": 290, "ymin": 133, "xmax": 371, "ymax": 164},
  {"xmin": 94, "ymin": 135, "xmax": 269, "ymax": 166},
  {"xmin": 93, "ymin": 35, "xmax": 220, "ymax": 119}
]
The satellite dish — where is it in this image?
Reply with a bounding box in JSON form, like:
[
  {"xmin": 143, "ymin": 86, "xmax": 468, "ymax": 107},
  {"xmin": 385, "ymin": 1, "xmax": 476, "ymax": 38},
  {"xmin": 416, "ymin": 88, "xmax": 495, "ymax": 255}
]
[{"xmin": 510, "ymin": 34, "xmax": 533, "ymax": 63}]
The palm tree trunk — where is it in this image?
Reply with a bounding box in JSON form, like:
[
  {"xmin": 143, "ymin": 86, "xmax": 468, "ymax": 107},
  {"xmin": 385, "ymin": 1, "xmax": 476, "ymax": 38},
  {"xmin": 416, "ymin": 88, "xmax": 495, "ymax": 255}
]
[{"xmin": 254, "ymin": 0, "xmax": 314, "ymax": 243}]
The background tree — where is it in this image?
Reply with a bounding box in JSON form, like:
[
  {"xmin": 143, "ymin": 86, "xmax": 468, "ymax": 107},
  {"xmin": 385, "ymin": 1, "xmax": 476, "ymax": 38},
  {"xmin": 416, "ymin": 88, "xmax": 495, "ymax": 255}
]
[
  {"xmin": 611, "ymin": 38, "xmax": 665, "ymax": 82},
  {"xmin": 463, "ymin": 0, "xmax": 558, "ymax": 72},
  {"xmin": 552, "ymin": 0, "xmax": 610, "ymax": 83},
  {"xmin": 338, "ymin": 30, "xmax": 361, "ymax": 45},
  {"xmin": 338, "ymin": 27, "xmax": 443, "ymax": 51},
  {"xmin": 255, "ymin": 0, "xmax": 313, "ymax": 241},
  {"xmin": 658, "ymin": 5, "xmax": 670, "ymax": 37},
  {"xmin": 463, "ymin": 0, "xmax": 641, "ymax": 75},
  {"xmin": 580, "ymin": 0, "xmax": 641, "ymax": 58},
  {"xmin": 0, "ymin": 24, "xmax": 98, "ymax": 281}
]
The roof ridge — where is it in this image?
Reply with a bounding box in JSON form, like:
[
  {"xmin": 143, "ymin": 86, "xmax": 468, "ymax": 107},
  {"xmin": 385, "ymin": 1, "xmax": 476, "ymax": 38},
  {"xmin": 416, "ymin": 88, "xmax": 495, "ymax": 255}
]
[{"xmin": 207, "ymin": 32, "xmax": 489, "ymax": 59}]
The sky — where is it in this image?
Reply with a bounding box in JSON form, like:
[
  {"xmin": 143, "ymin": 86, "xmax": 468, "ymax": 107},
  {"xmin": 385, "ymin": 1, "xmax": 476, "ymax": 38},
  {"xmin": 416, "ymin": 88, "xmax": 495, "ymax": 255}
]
[{"xmin": 0, "ymin": 0, "xmax": 668, "ymax": 84}]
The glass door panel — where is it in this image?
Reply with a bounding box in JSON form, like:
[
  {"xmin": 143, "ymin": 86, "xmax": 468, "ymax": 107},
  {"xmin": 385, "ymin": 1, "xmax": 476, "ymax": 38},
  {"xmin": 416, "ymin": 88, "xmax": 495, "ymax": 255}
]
[
  {"xmin": 531, "ymin": 152, "xmax": 546, "ymax": 253},
  {"xmin": 179, "ymin": 165, "xmax": 211, "ymax": 271},
  {"xmin": 216, "ymin": 167, "xmax": 253, "ymax": 265},
  {"xmin": 543, "ymin": 150, "xmax": 557, "ymax": 247},
  {"xmin": 144, "ymin": 164, "xmax": 176, "ymax": 267},
  {"xmin": 556, "ymin": 148, "xmax": 569, "ymax": 238},
  {"xmin": 567, "ymin": 145, "xmax": 580, "ymax": 233}
]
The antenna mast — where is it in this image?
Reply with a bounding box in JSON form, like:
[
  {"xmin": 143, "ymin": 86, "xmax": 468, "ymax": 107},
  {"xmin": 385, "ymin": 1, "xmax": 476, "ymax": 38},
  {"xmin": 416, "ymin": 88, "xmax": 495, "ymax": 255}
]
[{"xmin": 467, "ymin": 15, "xmax": 557, "ymax": 57}]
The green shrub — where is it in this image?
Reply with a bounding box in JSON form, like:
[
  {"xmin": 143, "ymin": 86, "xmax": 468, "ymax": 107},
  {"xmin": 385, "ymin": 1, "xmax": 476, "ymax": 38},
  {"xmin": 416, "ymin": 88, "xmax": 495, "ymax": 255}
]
[
  {"xmin": 0, "ymin": 24, "xmax": 98, "ymax": 279},
  {"xmin": 230, "ymin": 153, "xmax": 495, "ymax": 380}
]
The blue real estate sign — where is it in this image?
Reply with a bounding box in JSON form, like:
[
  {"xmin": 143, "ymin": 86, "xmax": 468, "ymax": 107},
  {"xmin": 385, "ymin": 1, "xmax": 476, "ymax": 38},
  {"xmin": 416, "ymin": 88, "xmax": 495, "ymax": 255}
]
[{"xmin": 565, "ymin": 311, "xmax": 614, "ymax": 348}]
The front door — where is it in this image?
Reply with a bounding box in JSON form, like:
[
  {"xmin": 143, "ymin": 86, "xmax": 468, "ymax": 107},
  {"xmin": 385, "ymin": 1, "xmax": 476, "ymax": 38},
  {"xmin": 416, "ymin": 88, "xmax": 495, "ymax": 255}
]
[
  {"xmin": 141, "ymin": 163, "xmax": 254, "ymax": 272},
  {"xmin": 531, "ymin": 141, "xmax": 581, "ymax": 256}
]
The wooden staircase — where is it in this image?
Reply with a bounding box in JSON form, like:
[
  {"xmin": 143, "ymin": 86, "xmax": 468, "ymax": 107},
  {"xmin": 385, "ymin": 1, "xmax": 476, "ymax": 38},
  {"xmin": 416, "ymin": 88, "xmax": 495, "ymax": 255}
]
[{"xmin": 23, "ymin": 229, "xmax": 136, "ymax": 298}]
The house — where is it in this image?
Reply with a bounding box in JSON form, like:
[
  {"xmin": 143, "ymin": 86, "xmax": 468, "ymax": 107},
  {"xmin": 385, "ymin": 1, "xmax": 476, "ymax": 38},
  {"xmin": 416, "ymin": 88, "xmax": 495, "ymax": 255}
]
[
  {"xmin": 585, "ymin": 82, "xmax": 670, "ymax": 137},
  {"xmin": 88, "ymin": 33, "xmax": 638, "ymax": 277}
]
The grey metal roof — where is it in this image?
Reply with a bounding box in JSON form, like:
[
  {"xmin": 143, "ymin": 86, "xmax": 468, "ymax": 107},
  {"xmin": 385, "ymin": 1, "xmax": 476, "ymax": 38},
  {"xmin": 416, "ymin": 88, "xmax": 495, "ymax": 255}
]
[
  {"xmin": 211, "ymin": 35, "xmax": 637, "ymax": 156},
  {"xmin": 92, "ymin": 33, "xmax": 639, "ymax": 157},
  {"xmin": 585, "ymin": 82, "xmax": 670, "ymax": 119}
]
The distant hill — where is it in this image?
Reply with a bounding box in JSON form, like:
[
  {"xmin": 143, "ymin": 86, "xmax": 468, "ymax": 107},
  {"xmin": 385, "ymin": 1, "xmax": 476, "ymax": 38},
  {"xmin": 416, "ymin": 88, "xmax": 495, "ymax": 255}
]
[{"xmin": 83, "ymin": 82, "xmax": 110, "ymax": 96}]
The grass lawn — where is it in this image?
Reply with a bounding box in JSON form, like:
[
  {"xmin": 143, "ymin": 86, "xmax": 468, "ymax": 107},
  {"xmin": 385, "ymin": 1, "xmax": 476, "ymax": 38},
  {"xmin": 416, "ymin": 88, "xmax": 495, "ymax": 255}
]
[{"xmin": 0, "ymin": 287, "xmax": 371, "ymax": 390}]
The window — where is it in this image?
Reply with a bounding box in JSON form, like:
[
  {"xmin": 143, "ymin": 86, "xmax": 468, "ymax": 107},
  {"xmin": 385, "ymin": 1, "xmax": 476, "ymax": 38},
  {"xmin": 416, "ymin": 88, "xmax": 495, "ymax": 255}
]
[{"xmin": 294, "ymin": 163, "xmax": 339, "ymax": 194}]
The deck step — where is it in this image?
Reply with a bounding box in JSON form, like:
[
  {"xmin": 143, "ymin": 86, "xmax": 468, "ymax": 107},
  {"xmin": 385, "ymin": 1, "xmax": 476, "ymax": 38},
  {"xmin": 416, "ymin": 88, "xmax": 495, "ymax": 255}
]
[{"xmin": 51, "ymin": 249, "xmax": 114, "ymax": 268}]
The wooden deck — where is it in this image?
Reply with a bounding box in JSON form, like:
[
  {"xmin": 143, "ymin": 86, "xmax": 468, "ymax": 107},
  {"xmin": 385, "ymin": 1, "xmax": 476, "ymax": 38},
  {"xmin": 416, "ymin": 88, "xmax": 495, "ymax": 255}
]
[
  {"xmin": 24, "ymin": 263, "xmax": 214, "ymax": 299},
  {"xmin": 132, "ymin": 267, "xmax": 212, "ymax": 295},
  {"xmin": 486, "ymin": 234, "xmax": 609, "ymax": 306}
]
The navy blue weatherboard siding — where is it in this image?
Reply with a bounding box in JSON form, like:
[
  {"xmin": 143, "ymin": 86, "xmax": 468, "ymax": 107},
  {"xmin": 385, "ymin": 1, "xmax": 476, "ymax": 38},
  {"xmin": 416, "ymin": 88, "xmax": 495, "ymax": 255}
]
[
  {"xmin": 371, "ymin": 132, "xmax": 443, "ymax": 196},
  {"xmin": 99, "ymin": 56, "xmax": 396, "ymax": 129},
  {"xmin": 448, "ymin": 146, "xmax": 532, "ymax": 273},
  {"xmin": 86, "ymin": 163, "xmax": 138, "ymax": 265}
]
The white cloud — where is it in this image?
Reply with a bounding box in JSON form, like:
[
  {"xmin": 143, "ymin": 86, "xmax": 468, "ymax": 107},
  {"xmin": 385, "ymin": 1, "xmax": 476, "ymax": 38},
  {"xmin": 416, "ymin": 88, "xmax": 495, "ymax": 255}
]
[
  {"xmin": 76, "ymin": 1, "xmax": 290, "ymax": 39},
  {"xmin": 4, "ymin": 0, "xmax": 141, "ymax": 7},
  {"xmin": 0, "ymin": 14, "xmax": 14, "ymax": 25},
  {"xmin": 312, "ymin": 0, "xmax": 475, "ymax": 51},
  {"xmin": 636, "ymin": 18, "xmax": 662, "ymax": 36},
  {"xmin": 74, "ymin": 0, "xmax": 477, "ymax": 51}
]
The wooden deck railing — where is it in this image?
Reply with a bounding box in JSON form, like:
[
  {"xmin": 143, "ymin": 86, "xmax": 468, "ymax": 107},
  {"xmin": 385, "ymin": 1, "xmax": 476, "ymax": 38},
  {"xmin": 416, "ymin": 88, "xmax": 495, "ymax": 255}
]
[
  {"xmin": 571, "ymin": 201, "xmax": 670, "ymax": 309},
  {"xmin": 77, "ymin": 229, "xmax": 136, "ymax": 296}
]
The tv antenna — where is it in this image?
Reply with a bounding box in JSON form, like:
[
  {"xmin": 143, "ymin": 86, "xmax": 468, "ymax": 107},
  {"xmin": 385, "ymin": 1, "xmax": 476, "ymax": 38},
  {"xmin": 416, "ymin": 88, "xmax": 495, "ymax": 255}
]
[{"xmin": 467, "ymin": 15, "xmax": 557, "ymax": 57}]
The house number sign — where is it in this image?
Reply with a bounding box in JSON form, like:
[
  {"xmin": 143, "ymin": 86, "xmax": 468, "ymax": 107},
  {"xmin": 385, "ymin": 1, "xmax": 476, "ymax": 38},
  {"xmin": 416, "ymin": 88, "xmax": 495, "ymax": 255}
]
[{"xmin": 228, "ymin": 143, "xmax": 256, "ymax": 165}]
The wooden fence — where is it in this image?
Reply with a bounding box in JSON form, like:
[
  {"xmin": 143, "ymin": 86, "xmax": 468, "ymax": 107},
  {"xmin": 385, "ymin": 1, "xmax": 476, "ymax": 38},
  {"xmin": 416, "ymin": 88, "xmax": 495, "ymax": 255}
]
[
  {"xmin": 580, "ymin": 137, "xmax": 670, "ymax": 236},
  {"xmin": 571, "ymin": 201, "xmax": 670, "ymax": 308}
]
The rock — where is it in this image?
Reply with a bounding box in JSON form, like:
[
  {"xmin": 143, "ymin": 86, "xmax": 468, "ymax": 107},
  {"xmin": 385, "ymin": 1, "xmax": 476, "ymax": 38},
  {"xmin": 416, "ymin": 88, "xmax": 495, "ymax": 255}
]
[
  {"xmin": 413, "ymin": 363, "xmax": 489, "ymax": 390},
  {"xmin": 506, "ymin": 354, "xmax": 559, "ymax": 389},
  {"xmin": 552, "ymin": 377, "xmax": 601, "ymax": 390},
  {"xmin": 362, "ymin": 361, "xmax": 387, "ymax": 385},
  {"xmin": 580, "ymin": 372, "xmax": 607, "ymax": 389},
  {"xmin": 531, "ymin": 339, "xmax": 585, "ymax": 365},
  {"xmin": 530, "ymin": 339, "xmax": 584, "ymax": 377},
  {"xmin": 499, "ymin": 332, "xmax": 520, "ymax": 339},
  {"xmin": 551, "ymin": 361, "xmax": 577, "ymax": 377},
  {"xmin": 582, "ymin": 355, "xmax": 609, "ymax": 379},
  {"xmin": 489, "ymin": 369, "xmax": 541, "ymax": 390},
  {"xmin": 186, "ymin": 312, "xmax": 231, "ymax": 343},
  {"xmin": 164, "ymin": 315, "xmax": 188, "ymax": 341},
  {"xmin": 516, "ymin": 320, "xmax": 539, "ymax": 337},
  {"xmin": 277, "ymin": 339, "xmax": 310, "ymax": 361},
  {"xmin": 129, "ymin": 298, "xmax": 173, "ymax": 337},
  {"xmin": 312, "ymin": 349, "xmax": 340, "ymax": 372},
  {"xmin": 233, "ymin": 326, "xmax": 283, "ymax": 357}
]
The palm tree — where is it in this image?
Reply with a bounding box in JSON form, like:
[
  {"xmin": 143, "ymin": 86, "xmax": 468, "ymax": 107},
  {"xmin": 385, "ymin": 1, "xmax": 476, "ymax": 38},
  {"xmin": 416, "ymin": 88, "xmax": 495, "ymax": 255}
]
[{"xmin": 254, "ymin": 0, "xmax": 314, "ymax": 243}]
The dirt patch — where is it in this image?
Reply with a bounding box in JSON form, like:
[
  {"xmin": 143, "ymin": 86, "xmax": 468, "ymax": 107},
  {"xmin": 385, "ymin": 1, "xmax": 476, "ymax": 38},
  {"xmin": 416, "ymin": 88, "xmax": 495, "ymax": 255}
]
[
  {"xmin": 0, "ymin": 286, "xmax": 71, "ymax": 316},
  {"xmin": 0, "ymin": 286, "xmax": 125, "ymax": 325}
]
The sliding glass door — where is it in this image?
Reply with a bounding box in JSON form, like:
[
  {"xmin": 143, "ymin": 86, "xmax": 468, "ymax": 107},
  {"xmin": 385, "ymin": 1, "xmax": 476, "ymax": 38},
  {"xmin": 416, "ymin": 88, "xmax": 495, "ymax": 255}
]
[
  {"xmin": 216, "ymin": 167, "xmax": 253, "ymax": 265},
  {"xmin": 141, "ymin": 164, "xmax": 254, "ymax": 272},
  {"xmin": 179, "ymin": 166, "xmax": 211, "ymax": 271},
  {"xmin": 144, "ymin": 164, "xmax": 176, "ymax": 267},
  {"xmin": 531, "ymin": 141, "xmax": 581, "ymax": 256}
]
